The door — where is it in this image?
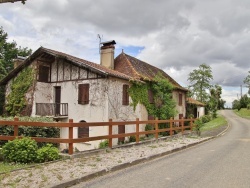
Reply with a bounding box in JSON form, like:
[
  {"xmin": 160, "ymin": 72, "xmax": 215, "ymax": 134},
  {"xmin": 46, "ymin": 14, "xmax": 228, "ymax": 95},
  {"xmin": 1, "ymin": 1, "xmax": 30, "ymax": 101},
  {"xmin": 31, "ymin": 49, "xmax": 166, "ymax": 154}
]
[{"xmin": 55, "ymin": 86, "xmax": 61, "ymax": 116}]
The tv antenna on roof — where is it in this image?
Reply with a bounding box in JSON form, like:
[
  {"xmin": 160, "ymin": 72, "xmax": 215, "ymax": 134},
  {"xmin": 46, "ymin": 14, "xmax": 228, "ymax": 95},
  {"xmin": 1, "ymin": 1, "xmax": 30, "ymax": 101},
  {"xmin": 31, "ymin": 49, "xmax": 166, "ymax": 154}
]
[{"xmin": 97, "ymin": 34, "xmax": 103, "ymax": 54}]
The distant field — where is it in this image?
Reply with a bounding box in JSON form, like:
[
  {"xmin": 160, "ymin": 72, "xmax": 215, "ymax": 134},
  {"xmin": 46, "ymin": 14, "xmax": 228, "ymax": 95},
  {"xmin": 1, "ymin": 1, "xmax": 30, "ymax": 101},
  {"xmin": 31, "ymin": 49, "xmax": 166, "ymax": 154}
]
[
  {"xmin": 234, "ymin": 108, "xmax": 250, "ymax": 119},
  {"xmin": 201, "ymin": 114, "xmax": 227, "ymax": 131}
]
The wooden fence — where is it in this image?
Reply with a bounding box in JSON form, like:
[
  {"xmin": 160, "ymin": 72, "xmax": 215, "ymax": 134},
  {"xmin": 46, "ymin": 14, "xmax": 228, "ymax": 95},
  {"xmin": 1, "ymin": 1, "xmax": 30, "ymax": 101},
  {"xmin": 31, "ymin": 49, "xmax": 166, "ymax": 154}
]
[{"xmin": 0, "ymin": 117, "xmax": 196, "ymax": 155}]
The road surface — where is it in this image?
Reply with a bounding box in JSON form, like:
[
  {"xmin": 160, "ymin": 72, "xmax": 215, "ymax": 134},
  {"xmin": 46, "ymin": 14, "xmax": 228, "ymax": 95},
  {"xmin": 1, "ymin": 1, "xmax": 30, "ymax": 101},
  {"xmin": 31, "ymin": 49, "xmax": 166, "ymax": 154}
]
[{"xmin": 71, "ymin": 110, "xmax": 250, "ymax": 188}]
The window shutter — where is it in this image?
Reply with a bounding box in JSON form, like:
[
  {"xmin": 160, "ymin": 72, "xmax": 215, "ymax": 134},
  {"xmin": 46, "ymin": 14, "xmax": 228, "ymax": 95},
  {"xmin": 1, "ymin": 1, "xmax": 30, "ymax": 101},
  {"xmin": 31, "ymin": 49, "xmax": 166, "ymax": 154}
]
[
  {"xmin": 122, "ymin": 85, "xmax": 129, "ymax": 105},
  {"xmin": 179, "ymin": 93, "xmax": 182, "ymax": 106},
  {"xmin": 38, "ymin": 65, "xmax": 50, "ymax": 82},
  {"xmin": 78, "ymin": 84, "xmax": 89, "ymax": 104}
]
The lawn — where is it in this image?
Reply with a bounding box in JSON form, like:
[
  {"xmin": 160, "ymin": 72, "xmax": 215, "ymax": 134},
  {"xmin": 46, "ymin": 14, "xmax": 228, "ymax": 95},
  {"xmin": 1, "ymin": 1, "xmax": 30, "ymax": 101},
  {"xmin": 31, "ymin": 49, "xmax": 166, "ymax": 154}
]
[
  {"xmin": 234, "ymin": 108, "xmax": 250, "ymax": 119},
  {"xmin": 201, "ymin": 115, "xmax": 227, "ymax": 131}
]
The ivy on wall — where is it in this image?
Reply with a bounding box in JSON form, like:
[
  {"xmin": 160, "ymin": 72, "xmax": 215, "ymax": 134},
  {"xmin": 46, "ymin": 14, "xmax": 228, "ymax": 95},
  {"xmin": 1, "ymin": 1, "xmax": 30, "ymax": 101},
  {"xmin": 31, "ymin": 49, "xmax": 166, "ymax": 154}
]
[
  {"xmin": 129, "ymin": 74, "xmax": 177, "ymax": 120},
  {"xmin": 5, "ymin": 67, "xmax": 34, "ymax": 116}
]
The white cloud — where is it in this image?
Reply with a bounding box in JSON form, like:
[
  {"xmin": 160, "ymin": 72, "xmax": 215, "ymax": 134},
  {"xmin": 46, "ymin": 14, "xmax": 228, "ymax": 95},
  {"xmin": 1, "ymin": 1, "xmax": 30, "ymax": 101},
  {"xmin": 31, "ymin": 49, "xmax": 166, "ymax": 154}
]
[{"xmin": 1, "ymin": 0, "xmax": 250, "ymax": 105}]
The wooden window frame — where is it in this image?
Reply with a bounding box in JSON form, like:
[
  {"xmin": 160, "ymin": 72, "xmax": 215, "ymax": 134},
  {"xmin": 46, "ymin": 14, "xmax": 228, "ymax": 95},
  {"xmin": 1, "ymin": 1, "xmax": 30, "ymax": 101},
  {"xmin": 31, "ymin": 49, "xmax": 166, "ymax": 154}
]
[
  {"xmin": 78, "ymin": 84, "xmax": 90, "ymax": 105},
  {"xmin": 38, "ymin": 65, "xmax": 50, "ymax": 82},
  {"xmin": 122, "ymin": 84, "xmax": 129, "ymax": 105}
]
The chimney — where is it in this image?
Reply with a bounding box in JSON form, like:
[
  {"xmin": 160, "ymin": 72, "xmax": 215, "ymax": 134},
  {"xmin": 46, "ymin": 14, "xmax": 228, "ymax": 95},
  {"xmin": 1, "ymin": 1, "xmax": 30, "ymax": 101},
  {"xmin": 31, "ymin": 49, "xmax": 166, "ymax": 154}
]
[
  {"xmin": 100, "ymin": 40, "xmax": 116, "ymax": 69},
  {"xmin": 13, "ymin": 56, "xmax": 26, "ymax": 69}
]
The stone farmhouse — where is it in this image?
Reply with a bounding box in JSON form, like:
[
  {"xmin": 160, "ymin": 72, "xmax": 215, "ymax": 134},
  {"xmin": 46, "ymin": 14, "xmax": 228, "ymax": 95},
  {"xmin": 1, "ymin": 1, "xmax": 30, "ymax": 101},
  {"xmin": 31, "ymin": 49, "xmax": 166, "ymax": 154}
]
[{"xmin": 0, "ymin": 40, "xmax": 188, "ymax": 150}]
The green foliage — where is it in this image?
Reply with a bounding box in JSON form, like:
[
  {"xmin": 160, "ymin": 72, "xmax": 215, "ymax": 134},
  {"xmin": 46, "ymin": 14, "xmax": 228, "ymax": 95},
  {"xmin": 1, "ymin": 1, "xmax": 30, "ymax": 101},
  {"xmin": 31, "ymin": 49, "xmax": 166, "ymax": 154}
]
[
  {"xmin": 6, "ymin": 67, "xmax": 34, "ymax": 116},
  {"xmin": 98, "ymin": 140, "xmax": 109, "ymax": 149},
  {"xmin": 0, "ymin": 27, "xmax": 32, "ymax": 115},
  {"xmin": 201, "ymin": 114, "xmax": 227, "ymax": 131},
  {"xmin": 232, "ymin": 99, "xmax": 241, "ymax": 111},
  {"xmin": 200, "ymin": 115, "xmax": 211, "ymax": 123},
  {"xmin": 145, "ymin": 124, "xmax": 154, "ymax": 137},
  {"xmin": 129, "ymin": 74, "xmax": 177, "ymax": 120},
  {"xmin": 2, "ymin": 137, "xmax": 38, "ymax": 163},
  {"xmin": 194, "ymin": 119, "xmax": 203, "ymax": 136},
  {"xmin": 0, "ymin": 116, "xmax": 59, "ymax": 147},
  {"xmin": 129, "ymin": 136, "xmax": 136, "ymax": 142},
  {"xmin": 36, "ymin": 144, "xmax": 60, "ymax": 163},
  {"xmin": 234, "ymin": 108, "xmax": 250, "ymax": 119},
  {"xmin": 247, "ymin": 104, "xmax": 250, "ymax": 110},
  {"xmin": 244, "ymin": 71, "xmax": 250, "ymax": 95},
  {"xmin": 188, "ymin": 64, "xmax": 213, "ymax": 103},
  {"xmin": 129, "ymin": 82, "xmax": 150, "ymax": 111}
]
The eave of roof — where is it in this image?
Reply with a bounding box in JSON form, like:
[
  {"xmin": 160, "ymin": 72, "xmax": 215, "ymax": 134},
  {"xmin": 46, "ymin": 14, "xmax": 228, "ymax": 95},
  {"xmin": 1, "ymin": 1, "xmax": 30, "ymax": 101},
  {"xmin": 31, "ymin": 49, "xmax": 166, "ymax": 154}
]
[
  {"xmin": 0, "ymin": 47, "xmax": 138, "ymax": 86},
  {"xmin": 187, "ymin": 98, "xmax": 206, "ymax": 106}
]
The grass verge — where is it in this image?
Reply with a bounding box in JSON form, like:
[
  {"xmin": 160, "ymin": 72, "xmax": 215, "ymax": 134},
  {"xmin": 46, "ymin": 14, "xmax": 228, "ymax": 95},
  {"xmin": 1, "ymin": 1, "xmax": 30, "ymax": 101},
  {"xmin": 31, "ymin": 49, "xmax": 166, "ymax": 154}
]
[
  {"xmin": 234, "ymin": 108, "xmax": 250, "ymax": 119},
  {"xmin": 201, "ymin": 115, "xmax": 227, "ymax": 131},
  {"xmin": 0, "ymin": 162, "xmax": 30, "ymax": 174}
]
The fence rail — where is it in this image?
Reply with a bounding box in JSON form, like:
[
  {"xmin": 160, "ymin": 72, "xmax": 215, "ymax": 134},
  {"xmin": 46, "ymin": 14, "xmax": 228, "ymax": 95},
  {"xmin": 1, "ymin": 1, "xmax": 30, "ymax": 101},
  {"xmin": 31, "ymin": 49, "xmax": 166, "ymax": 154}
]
[{"xmin": 0, "ymin": 117, "xmax": 196, "ymax": 155}]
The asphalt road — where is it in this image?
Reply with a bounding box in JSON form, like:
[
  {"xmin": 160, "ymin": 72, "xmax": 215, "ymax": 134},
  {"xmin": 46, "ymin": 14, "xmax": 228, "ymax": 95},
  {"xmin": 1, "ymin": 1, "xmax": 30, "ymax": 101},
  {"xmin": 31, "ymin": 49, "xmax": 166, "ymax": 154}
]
[{"xmin": 71, "ymin": 110, "xmax": 250, "ymax": 188}]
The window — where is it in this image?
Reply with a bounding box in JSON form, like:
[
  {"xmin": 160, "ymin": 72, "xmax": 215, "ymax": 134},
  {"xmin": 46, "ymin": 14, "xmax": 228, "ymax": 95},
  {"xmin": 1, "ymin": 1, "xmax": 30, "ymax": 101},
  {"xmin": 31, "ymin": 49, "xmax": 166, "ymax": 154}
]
[
  {"xmin": 78, "ymin": 120, "xmax": 89, "ymax": 138},
  {"xmin": 78, "ymin": 84, "xmax": 89, "ymax": 104},
  {"xmin": 148, "ymin": 89, "xmax": 154, "ymax": 104},
  {"xmin": 178, "ymin": 93, "xmax": 183, "ymax": 106},
  {"xmin": 38, "ymin": 65, "xmax": 50, "ymax": 82},
  {"xmin": 122, "ymin": 84, "xmax": 129, "ymax": 105}
]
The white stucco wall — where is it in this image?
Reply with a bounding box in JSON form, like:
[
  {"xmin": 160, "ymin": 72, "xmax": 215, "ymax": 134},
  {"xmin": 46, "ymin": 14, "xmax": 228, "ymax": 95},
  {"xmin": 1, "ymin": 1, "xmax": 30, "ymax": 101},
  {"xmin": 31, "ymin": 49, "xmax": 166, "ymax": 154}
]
[
  {"xmin": 172, "ymin": 90, "xmax": 186, "ymax": 119},
  {"xmin": 197, "ymin": 106, "xmax": 205, "ymax": 118}
]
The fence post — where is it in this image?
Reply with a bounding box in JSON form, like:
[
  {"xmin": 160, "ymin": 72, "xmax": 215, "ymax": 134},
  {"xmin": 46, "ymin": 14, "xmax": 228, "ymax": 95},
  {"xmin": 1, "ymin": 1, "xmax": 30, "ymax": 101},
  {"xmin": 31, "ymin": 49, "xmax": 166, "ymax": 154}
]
[
  {"xmin": 190, "ymin": 117, "xmax": 193, "ymax": 132},
  {"xmin": 68, "ymin": 119, "xmax": 74, "ymax": 155},
  {"xmin": 14, "ymin": 117, "xmax": 19, "ymax": 137},
  {"xmin": 155, "ymin": 117, "xmax": 159, "ymax": 140},
  {"xmin": 136, "ymin": 118, "xmax": 139, "ymax": 143},
  {"xmin": 170, "ymin": 117, "xmax": 173, "ymax": 136},
  {"xmin": 108, "ymin": 119, "xmax": 113, "ymax": 148},
  {"xmin": 181, "ymin": 117, "xmax": 184, "ymax": 135}
]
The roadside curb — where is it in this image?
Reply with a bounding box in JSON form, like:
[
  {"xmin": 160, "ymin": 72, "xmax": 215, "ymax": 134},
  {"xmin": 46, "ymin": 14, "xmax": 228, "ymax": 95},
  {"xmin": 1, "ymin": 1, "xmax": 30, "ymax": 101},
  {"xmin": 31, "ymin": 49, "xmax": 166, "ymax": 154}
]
[
  {"xmin": 50, "ymin": 138, "xmax": 211, "ymax": 188},
  {"xmin": 51, "ymin": 124, "xmax": 230, "ymax": 188}
]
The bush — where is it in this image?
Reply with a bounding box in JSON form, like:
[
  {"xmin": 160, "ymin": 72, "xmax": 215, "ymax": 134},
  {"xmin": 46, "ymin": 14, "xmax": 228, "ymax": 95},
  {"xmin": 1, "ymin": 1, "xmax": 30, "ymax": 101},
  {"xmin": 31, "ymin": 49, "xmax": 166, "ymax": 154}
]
[
  {"xmin": 145, "ymin": 124, "xmax": 154, "ymax": 137},
  {"xmin": 2, "ymin": 137, "xmax": 38, "ymax": 163},
  {"xmin": 99, "ymin": 140, "xmax": 109, "ymax": 149},
  {"xmin": 36, "ymin": 144, "xmax": 60, "ymax": 163},
  {"xmin": 247, "ymin": 104, "xmax": 250, "ymax": 110},
  {"xmin": 200, "ymin": 115, "xmax": 211, "ymax": 123},
  {"xmin": 129, "ymin": 136, "xmax": 136, "ymax": 142},
  {"xmin": 0, "ymin": 116, "xmax": 59, "ymax": 147},
  {"xmin": 0, "ymin": 148, "xmax": 3, "ymax": 161},
  {"xmin": 194, "ymin": 119, "xmax": 203, "ymax": 136}
]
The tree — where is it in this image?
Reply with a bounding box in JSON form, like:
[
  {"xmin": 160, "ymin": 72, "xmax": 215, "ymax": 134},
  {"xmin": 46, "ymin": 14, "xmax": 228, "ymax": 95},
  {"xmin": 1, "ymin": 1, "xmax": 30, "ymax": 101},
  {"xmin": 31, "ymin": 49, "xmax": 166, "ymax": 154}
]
[
  {"xmin": 188, "ymin": 64, "xmax": 213, "ymax": 103},
  {"xmin": 0, "ymin": 27, "xmax": 32, "ymax": 115},
  {"xmin": 207, "ymin": 84, "xmax": 223, "ymax": 117},
  {"xmin": 244, "ymin": 71, "xmax": 250, "ymax": 95}
]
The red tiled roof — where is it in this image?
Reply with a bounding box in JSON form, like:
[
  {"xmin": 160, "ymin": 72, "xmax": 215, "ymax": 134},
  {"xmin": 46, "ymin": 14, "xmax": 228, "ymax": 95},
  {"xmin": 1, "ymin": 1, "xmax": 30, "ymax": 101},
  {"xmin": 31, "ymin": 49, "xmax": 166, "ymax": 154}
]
[
  {"xmin": 0, "ymin": 47, "xmax": 136, "ymax": 85},
  {"xmin": 42, "ymin": 47, "xmax": 135, "ymax": 81},
  {"xmin": 114, "ymin": 53, "xmax": 188, "ymax": 91},
  {"xmin": 187, "ymin": 98, "xmax": 206, "ymax": 106}
]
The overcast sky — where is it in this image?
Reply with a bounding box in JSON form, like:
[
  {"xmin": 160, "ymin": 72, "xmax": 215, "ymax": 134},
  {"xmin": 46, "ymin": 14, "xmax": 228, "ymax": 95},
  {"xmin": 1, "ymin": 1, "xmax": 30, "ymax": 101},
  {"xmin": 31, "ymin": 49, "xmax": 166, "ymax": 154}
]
[{"xmin": 1, "ymin": 0, "xmax": 250, "ymax": 107}]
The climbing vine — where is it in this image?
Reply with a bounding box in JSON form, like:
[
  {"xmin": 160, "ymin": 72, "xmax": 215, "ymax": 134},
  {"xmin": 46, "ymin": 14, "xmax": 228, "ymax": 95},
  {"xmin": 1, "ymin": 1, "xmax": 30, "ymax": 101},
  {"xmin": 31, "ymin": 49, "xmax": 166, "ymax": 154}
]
[
  {"xmin": 6, "ymin": 67, "xmax": 34, "ymax": 116},
  {"xmin": 129, "ymin": 74, "xmax": 177, "ymax": 120}
]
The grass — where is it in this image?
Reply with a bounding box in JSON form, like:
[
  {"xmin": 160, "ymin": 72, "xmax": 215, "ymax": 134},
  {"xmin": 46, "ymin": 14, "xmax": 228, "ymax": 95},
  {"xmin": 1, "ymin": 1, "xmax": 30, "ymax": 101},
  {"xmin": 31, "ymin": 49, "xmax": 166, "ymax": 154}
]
[
  {"xmin": 0, "ymin": 162, "xmax": 30, "ymax": 173},
  {"xmin": 234, "ymin": 108, "xmax": 250, "ymax": 119},
  {"xmin": 201, "ymin": 115, "xmax": 227, "ymax": 131}
]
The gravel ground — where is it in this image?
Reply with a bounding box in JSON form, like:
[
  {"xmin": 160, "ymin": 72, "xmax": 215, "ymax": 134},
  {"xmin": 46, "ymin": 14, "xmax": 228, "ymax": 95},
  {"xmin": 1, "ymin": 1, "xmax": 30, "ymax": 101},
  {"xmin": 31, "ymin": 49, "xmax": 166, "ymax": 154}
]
[{"xmin": 0, "ymin": 127, "xmax": 227, "ymax": 188}]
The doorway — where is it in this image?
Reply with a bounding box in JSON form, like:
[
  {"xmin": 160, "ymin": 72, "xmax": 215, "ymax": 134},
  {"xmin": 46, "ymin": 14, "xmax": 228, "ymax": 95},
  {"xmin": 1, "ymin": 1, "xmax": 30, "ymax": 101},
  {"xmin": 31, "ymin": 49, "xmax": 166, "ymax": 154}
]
[{"xmin": 55, "ymin": 86, "xmax": 61, "ymax": 116}]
